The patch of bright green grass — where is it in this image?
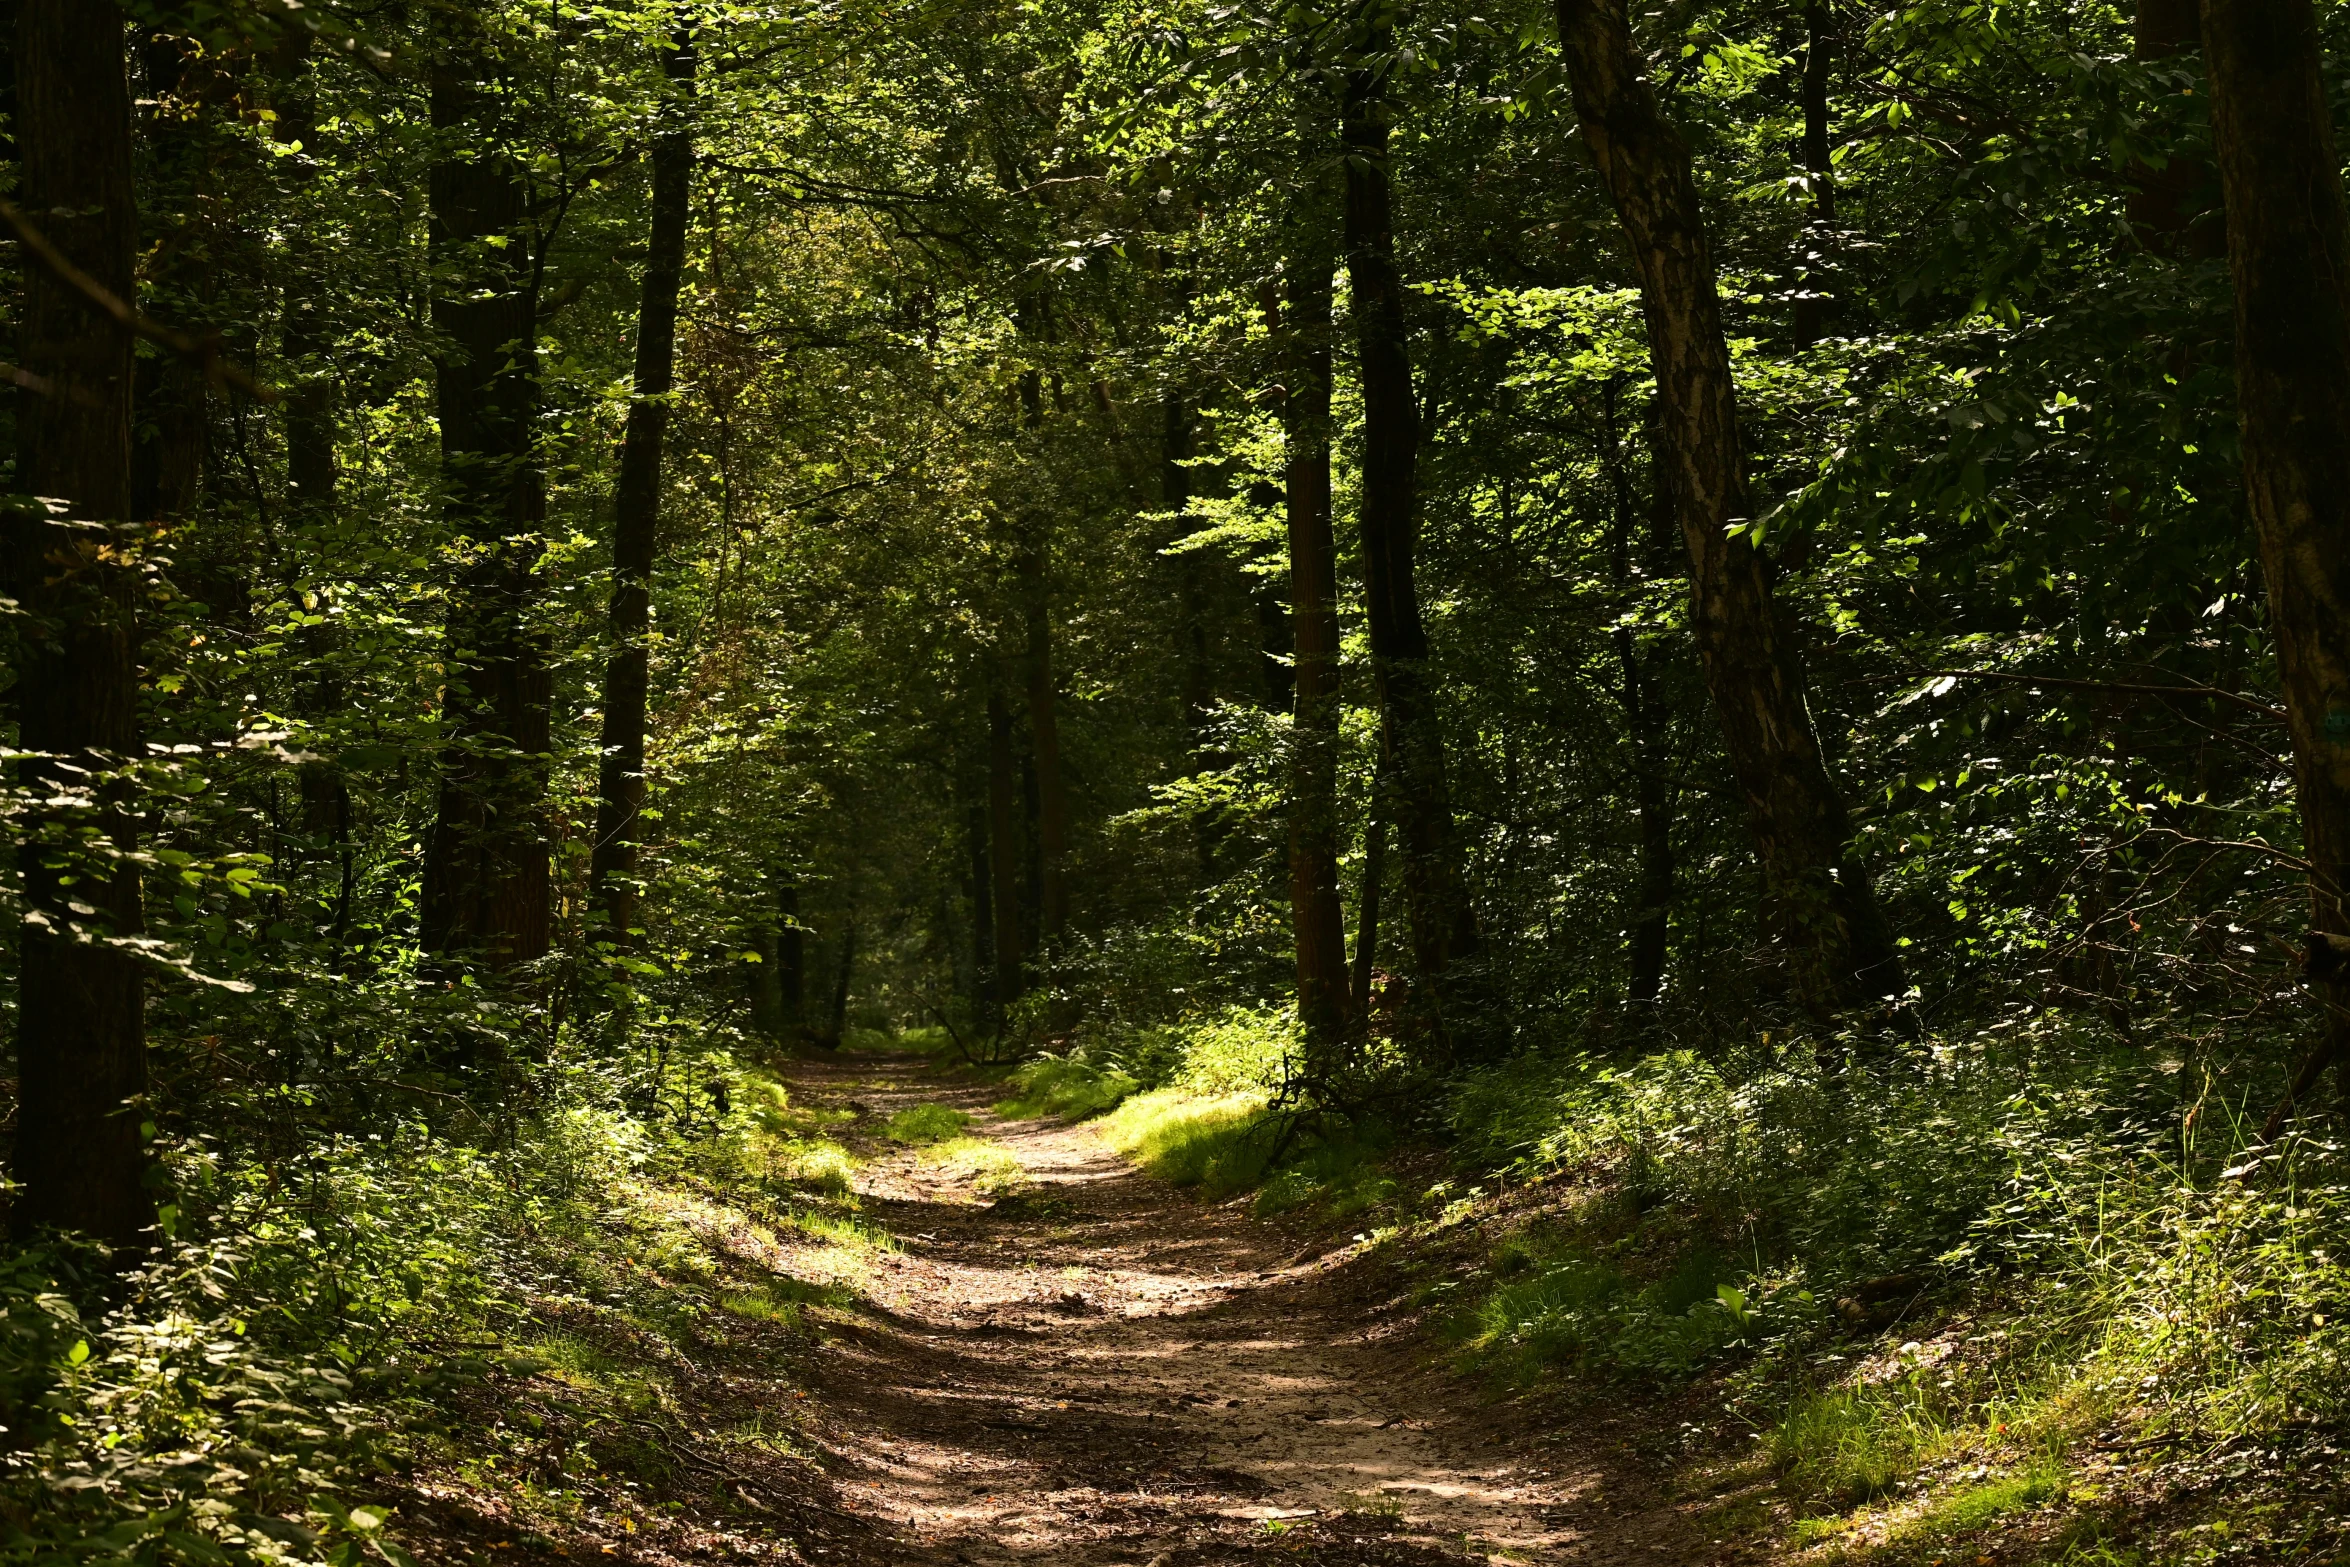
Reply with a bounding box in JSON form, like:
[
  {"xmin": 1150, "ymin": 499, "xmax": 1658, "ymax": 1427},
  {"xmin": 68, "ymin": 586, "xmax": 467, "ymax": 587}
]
[
  {"xmin": 993, "ymin": 1056, "xmax": 1141, "ymax": 1122},
  {"xmin": 719, "ymin": 1273, "xmax": 855, "ymax": 1325},
  {"xmin": 1932, "ymin": 1466, "xmax": 2064, "ymax": 1531},
  {"xmin": 918, "ymin": 1135, "xmax": 1029, "ymax": 1197},
  {"xmin": 1096, "ymin": 1089, "xmax": 1273, "ymax": 1193},
  {"xmin": 782, "ymin": 1210, "xmax": 900, "ymax": 1252},
  {"xmin": 885, "ymin": 1103, "xmax": 971, "ymax": 1144},
  {"xmin": 765, "ymin": 1136, "xmax": 859, "ymax": 1196},
  {"xmin": 1771, "ymin": 1384, "xmax": 1940, "ymax": 1507}
]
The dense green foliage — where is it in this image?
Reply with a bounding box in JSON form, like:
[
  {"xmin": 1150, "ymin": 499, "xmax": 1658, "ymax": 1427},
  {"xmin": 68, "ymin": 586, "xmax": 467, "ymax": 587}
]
[{"xmin": 8, "ymin": 0, "xmax": 2350, "ymax": 1558}]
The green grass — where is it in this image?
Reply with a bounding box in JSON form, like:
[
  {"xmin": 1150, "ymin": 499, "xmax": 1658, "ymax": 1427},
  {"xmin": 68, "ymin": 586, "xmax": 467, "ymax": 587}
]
[
  {"xmin": 1096, "ymin": 1088, "xmax": 1273, "ymax": 1192},
  {"xmin": 993, "ymin": 1056, "xmax": 1141, "ymax": 1122},
  {"xmin": 718, "ymin": 1273, "xmax": 855, "ymax": 1325},
  {"xmin": 1771, "ymin": 1385, "xmax": 1939, "ymax": 1507},
  {"xmin": 1912, "ymin": 1466, "xmax": 2065, "ymax": 1535},
  {"xmin": 884, "ymin": 1103, "xmax": 971, "ymax": 1144},
  {"xmin": 917, "ymin": 1135, "xmax": 1029, "ymax": 1196}
]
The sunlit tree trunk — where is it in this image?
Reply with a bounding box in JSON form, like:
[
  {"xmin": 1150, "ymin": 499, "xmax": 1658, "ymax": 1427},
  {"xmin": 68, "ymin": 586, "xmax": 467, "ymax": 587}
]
[
  {"xmin": 592, "ymin": 37, "xmax": 696, "ymax": 950},
  {"xmin": 1275, "ymin": 253, "xmax": 1352, "ymax": 1065},
  {"xmin": 1556, "ymin": 0, "xmax": 1902, "ymax": 1014},
  {"xmin": 420, "ymin": 13, "xmax": 553, "ymax": 970},
  {"xmin": 8, "ymin": 0, "xmax": 151, "ymax": 1249},
  {"xmin": 1342, "ymin": 30, "xmax": 1483, "ymax": 1058},
  {"xmin": 2198, "ymin": 0, "xmax": 2350, "ymax": 1119}
]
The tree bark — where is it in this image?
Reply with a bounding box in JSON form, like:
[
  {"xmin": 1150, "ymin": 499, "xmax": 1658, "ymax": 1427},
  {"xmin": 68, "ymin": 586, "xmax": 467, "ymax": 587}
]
[
  {"xmin": 1341, "ymin": 32, "xmax": 1482, "ymax": 1055},
  {"xmin": 8, "ymin": 0, "xmax": 152, "ymax": 1249},
  {"xmin": 1556, "ymin": 0, "xmax": 1903, "ymax": 1012},
  {"xmin": 419, "ymin": 14, "xmax": 554, "ymax": 970},
  {"xmin": 1274, "ymin": 259, "xmax": 1352, "ymax": 1065},
  {"xmin": 2199, "ymin": 0, "xmax": 2350, "ymax": 1102},
  {"xmin": 592, "ymin": 37, "xmax": 696, "ymax": 949}
]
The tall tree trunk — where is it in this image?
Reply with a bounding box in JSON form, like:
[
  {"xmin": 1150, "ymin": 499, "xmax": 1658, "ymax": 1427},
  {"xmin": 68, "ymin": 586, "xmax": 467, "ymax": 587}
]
[
  {"xmin": 420, "ymin": 14, "xmax": 554, "ymax": 970},
  {"xmin": 1556, "ymin": 0, "xmax": 1903, "ymax": 1012},
  {"xmin": 2199, "ymin": 0, "xmax": 2350, "ymax": 1114},
  {"xmin": 592, "ymin": 37, "xmax": 696, "ymax": 949},
  {"xmin": 1790, "ymin": 0, "xmax": 1836, "ymax": 347},
  {"xmin": 1021, "ymin": 544, "xmax": 1071, "ymax": 948},
  {"xmin": 987, "ymin": 689, "xmax": 1025, "ymax": 1009},
  {"xmin": 1341, "ymin": 33, "xmax": 1482, "ymax": 1056},
  {"xmin": 1275, "ymin": 258, "xmax": 1352, "ymax": 1065},
  {"xmin": 8, "ymin": 0, "xmax": 151, "ymax": 1249},
  {"xmin": 1597, "ymin": 382, "xmax": 1675, "ymax": 1006}
]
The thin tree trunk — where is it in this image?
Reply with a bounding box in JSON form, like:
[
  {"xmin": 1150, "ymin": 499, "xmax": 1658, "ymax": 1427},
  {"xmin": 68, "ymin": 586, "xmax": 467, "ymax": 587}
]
[
  {"xmin": 987, "ymin": 689, "xmax": 1025, "ymax": 1009},
  {"xmin": 420, "ymin": 14, "xmax": 554, "ymax": 969},
  {"xmin": 778, "ymin": 878, "xmax": 804, "ymax": 1036},
  {"xmin": 1165, "ymin": 389, "xmax": 1225, "ymax": 879},
  {"xmin": 592, "ymin": 36, "xmax": 696, "ymax": 948},
  {"xmin": 275, "ymin": 45, "xmax": 354, "ymax": 888},
  {"xmin": 1597, "ymin": 383, "xmax": 1674, "ymax": 1005},
  {"xmin": 967, "ymin": 797, "xmax": 997, "ymax": 1026},
  {"xmin": 1341, "ymin": 32, "xmax": 1482, "ymax": 1056},
  {"xmin": 747, "ymin": 922, "xmax": 783, "ymax": 1037},
  {"xmin": 1275, "ymin": 257, "xmax": 1352, "ymax": 1065},
  {"xmin": 1021, "ymin": 543, "xmax": 1070, "ymax": 948},
  {"xmin": 8, "ymin": 0, "xmax": 151, "ymax": 1250},
  {"xmin": 1556, "ymin": 0, "xmax": 1903, "ymax": 1013},
  {"xmin": 1790, "ymin": 0, "xmax": 1836, "ymax": 347},
  {"xmin": 1352, "ymin": 808, "xmax": 1389, "ymax": 1024},
  {"xmin": 2199, "ymin": 0, "xmax": 2350, "ymax": 1110},
  {"xmin": 824, "ymin": 920, "xmax": 858, "ymax": 1048},
  {"xmin": 130, "ymin": 29, "xmax": 206, "ymax": 529}
]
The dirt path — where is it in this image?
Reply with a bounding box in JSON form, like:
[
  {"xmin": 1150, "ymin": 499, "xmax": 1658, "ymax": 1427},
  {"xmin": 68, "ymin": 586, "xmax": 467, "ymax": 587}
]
[{"xmin": 772, "ymin": 1052, "xmax": 1705, "ymax": 1566}]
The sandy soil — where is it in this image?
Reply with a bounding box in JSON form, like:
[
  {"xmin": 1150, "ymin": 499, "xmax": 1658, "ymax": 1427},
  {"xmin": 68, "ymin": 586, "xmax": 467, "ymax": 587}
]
[{"xmin": 769, "ymin": 1052, "xmax": 1706, "ymax": 1566}]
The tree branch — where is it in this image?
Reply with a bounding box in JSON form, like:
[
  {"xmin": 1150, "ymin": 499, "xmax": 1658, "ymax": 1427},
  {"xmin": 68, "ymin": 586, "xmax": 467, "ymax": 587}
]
[{"xmin": 0, "ymin": 199, "xmax": 279, "ymax": 404}]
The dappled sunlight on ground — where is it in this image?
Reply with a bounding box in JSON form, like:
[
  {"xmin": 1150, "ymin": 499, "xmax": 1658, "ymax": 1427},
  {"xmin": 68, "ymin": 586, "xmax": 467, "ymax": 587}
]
[{"xmin": 768, "ymin": 1051, "xmax": 1700, "ymax": 1565}]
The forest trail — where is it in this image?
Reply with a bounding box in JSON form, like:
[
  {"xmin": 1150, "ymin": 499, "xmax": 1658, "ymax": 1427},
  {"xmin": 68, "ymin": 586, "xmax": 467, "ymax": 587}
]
[{"xmin": 771, "ymin": 1052, "xmax": 1706, "ymax": 1566}]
